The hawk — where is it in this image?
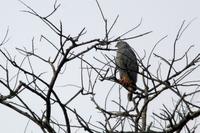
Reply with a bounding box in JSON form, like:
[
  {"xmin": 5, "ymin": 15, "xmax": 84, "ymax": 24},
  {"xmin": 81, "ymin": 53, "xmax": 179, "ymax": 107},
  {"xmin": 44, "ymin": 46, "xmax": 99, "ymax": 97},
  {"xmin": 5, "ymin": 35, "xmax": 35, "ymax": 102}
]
[{"xmin": 115, "ymin": 41, "xmax": 138, "ymax": 101}]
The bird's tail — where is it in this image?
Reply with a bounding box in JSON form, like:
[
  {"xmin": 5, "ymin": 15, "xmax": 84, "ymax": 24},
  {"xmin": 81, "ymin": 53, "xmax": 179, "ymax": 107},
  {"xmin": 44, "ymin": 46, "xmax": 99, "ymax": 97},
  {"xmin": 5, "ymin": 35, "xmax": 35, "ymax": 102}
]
[
  {"xmin": 127, "ymin": 92, "xmax": 133, "ymax": 101},
  {"xmin": 127, "ymin": 84, "xmax": 137, "ymax": 101}
]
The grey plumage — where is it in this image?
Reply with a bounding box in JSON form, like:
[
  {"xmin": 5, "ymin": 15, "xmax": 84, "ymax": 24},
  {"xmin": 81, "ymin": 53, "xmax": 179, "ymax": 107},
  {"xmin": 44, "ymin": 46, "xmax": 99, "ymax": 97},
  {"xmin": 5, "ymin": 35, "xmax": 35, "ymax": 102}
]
[{"xmin": 115, "ymin": 41, "xmax": 138, "ymax": 101}]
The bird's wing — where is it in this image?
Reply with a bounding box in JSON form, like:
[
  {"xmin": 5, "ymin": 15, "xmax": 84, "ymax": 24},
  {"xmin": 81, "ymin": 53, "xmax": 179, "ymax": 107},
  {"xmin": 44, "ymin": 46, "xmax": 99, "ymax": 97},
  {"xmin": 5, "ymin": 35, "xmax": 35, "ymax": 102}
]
[
  {"xmin": 116, "ymin": 48, "xmax": 129, "ymax": 70},
  {"xmin": 124, "ymin": 47, "xmax": 138, "ymax": 82}
]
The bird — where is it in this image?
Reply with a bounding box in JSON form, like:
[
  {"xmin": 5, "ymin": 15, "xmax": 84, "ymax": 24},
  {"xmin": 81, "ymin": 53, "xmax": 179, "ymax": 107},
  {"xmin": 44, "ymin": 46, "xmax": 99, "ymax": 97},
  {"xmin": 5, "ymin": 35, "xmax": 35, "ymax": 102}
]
[{"xmin": 115, "ymin": 41, "xmax": 138, "ymax": 101}]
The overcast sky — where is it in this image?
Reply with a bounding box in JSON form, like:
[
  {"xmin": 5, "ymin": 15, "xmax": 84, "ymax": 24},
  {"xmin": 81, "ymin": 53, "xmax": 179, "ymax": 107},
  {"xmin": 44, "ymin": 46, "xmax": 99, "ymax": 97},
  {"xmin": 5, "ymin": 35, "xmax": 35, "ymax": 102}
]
[{"xmin": 0, "ymin": 0, "xmax": 200, "ymax": 132}]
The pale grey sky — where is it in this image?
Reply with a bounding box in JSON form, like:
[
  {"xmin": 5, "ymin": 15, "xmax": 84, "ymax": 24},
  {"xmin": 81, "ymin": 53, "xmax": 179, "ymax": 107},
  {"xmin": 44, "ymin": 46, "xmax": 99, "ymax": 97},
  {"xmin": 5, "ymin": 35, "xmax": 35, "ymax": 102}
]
[{"xmin": 0, "ymin": 0, "xmax": 200, "ymax": 132}]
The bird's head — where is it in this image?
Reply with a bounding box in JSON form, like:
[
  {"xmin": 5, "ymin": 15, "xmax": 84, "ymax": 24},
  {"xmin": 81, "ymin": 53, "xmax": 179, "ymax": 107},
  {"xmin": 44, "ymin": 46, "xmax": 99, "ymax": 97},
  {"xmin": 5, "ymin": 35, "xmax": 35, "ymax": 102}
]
[{"xmin": 115, "ymin": 41, "xmax": 129, "ymax": 49}]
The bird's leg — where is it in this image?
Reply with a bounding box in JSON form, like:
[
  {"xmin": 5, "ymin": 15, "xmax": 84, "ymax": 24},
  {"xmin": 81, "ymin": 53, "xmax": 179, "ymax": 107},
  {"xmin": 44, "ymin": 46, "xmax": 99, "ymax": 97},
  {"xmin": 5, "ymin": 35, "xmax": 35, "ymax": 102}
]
[{"xmin": 119, "ymin": 74, "xmax": 132, "ymax": 87}]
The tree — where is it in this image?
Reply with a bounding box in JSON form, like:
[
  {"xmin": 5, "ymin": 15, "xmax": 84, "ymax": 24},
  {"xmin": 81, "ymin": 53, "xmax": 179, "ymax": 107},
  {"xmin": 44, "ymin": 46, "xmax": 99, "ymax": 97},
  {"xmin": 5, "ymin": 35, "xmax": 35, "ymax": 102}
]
[{"xmin": 0, "ymin": 0, "xmax": 200, "ymax": 133}]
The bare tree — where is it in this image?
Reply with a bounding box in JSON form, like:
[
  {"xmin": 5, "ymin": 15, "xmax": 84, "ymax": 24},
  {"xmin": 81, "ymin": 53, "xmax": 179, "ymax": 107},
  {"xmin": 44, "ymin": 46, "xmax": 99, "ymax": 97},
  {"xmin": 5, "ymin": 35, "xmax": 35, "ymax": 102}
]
[{"xmin": 0, "ymin": 1, "xmax": 199, "ymax": 133}]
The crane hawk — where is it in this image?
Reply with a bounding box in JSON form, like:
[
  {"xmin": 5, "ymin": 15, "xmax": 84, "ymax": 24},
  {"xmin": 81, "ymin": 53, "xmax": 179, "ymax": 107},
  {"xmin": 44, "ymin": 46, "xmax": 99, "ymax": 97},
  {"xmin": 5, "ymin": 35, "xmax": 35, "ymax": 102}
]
[{"xmin": 115, "ymin": 41, "xmax": 138, "ymax": 101}]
